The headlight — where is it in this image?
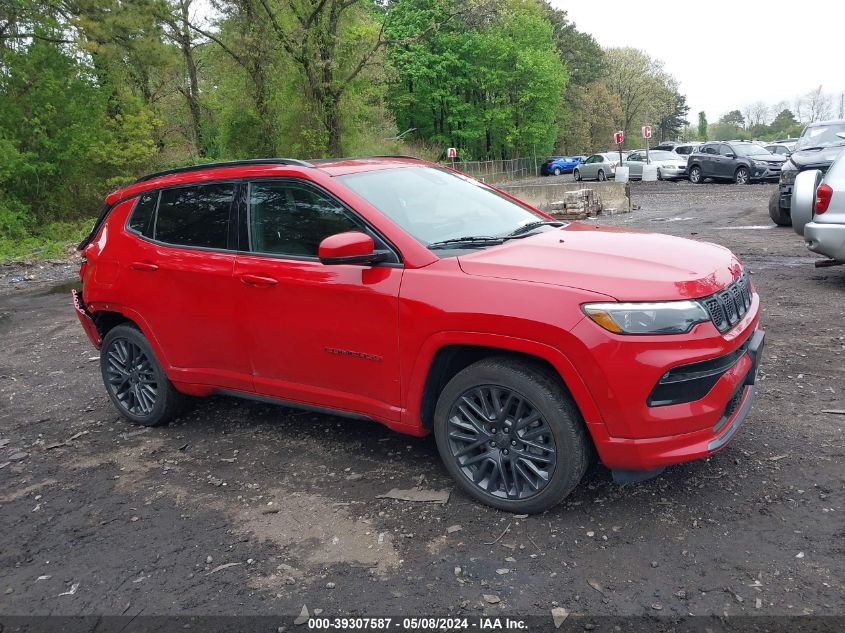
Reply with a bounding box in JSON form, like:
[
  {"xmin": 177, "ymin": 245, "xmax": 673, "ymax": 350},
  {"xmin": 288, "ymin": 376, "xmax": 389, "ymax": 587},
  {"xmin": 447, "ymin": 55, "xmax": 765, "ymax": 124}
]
[
  {"xmin": 582, "ymin": 300, "xmax": 710, "ymax": 335},
  {"xmin": 780, "ymin": 168, "xmax": 797, "ymax": 185}
]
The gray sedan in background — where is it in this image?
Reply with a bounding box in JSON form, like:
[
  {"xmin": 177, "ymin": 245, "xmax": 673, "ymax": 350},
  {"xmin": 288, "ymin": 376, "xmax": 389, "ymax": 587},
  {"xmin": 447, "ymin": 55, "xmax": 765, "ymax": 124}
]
[
  {"xmin": 623, "ymin": 149, "xmax": 688, "ymax": 180},
  {"xmin": 573, "ymin": 153, "xmax": 619, "ymax": 181}
]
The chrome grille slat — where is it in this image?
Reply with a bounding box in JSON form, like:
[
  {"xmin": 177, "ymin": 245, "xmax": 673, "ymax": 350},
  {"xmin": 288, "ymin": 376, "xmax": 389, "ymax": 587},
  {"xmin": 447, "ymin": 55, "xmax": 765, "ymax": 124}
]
[{"xmin": 701, "ymin": 273, "xmax": 752, "ymax": 333}]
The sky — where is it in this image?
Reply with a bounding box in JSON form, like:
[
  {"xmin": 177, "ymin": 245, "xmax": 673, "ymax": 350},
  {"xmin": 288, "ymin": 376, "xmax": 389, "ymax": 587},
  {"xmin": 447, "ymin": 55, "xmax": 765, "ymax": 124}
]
[{"xmin": 553, "ymin": 0, "xmax": 845, "ymax": 124}]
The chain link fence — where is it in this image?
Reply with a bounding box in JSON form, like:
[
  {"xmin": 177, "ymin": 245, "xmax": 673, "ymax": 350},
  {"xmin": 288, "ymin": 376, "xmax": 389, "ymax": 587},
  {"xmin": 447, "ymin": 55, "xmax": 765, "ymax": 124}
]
[{"xmin": 446, "ymin": 157, "xmax": 540, "ymax": 183}]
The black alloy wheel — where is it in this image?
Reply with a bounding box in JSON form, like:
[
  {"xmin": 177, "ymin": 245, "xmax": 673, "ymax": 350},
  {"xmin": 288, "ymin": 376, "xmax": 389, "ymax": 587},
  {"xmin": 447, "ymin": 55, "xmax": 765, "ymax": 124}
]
[
  {"xmin": 445, "ymin": 386, "xmax": 557, "ymax": 500},
  {"xmin": 100, "ymin": 324, "xmax": 186, "ymax": 426},
  {"xmin": 105, "ymin": 338, "xmax": 158, "ymax": 416}
]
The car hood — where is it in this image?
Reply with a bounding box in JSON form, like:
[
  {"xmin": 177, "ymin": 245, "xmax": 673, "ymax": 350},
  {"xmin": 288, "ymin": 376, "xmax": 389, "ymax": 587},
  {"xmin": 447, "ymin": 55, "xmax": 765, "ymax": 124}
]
[
  {"xmin": 751, "ymin": 154, "xmax": 786, "ymax": 163},
  {"xmin": 457, "ymin": 224, "xmax": 741, "ymax": 302},
  {"xmin": 786, "ymin": 145, "xmax": 845, "ymax": 169}
]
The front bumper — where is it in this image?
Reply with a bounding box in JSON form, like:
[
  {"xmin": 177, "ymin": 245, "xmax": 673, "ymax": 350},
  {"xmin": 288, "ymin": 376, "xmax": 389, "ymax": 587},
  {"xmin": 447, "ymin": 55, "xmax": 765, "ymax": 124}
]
[
  {"xmin": 804, "ymin": 221, "xmax": 845, "ymax": 261},
  {"xmin": 660, "ymin": 166, "xmax": 687, "ymax": 178},
  {"xmin": 753, "ymin": 166, "xmax": 782, "ymax": 181},
  {"xmin": 591, "ymin": 328, "xmax": 764, "ymax": 472}
]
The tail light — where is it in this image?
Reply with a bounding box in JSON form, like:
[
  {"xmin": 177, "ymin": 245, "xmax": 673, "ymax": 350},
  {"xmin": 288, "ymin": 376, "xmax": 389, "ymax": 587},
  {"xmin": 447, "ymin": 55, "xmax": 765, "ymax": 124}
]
[
  {"xmin": 815, "ymin": 183, "xmax": 832, "ymax": 214},
  {"xmin": 610, "ymin": 162, "xmax": 618, "ymax": 169}
]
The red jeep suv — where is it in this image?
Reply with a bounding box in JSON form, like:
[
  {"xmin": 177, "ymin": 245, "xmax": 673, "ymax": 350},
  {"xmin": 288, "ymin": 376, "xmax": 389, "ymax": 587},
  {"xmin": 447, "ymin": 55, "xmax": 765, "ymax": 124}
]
[{"xmin": 73, "ymin": 157, "xmax": 765, "ymax": 513}]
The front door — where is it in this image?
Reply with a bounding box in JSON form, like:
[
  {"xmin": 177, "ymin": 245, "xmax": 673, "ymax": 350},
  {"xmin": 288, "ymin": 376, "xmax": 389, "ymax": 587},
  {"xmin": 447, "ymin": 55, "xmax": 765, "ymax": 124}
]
[{"xmin": 234, "ymin": 179, "xmax": 403, "ymax": 422}]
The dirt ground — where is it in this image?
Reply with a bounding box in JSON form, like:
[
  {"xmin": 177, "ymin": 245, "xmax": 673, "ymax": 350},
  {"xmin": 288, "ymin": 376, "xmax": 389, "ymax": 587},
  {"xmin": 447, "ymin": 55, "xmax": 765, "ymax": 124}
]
[{"xmin": 0, "ymin": 181, "xmax": 843, "ymax": 626}]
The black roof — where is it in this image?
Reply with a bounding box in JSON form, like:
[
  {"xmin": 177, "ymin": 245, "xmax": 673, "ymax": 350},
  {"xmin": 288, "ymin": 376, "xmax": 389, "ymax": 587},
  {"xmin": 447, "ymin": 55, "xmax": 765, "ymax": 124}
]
[{"xmin": 133, "ymin": 158, "xmax": 313, "ymax": 184}]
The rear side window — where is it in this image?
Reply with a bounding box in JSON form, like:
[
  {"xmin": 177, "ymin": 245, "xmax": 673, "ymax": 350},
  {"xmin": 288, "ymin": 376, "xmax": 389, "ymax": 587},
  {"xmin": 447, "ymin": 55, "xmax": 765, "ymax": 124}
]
[
  {"xmin": 155, "ymin": 184, "xmax": 234, "ymax": 249},
  {"xmin": 248, "ymin": 181, "xmax": 361, "ymax": 257},
  {"xmin": 129, "ymin": 191, "xmax": 158, "ymax": 237}
]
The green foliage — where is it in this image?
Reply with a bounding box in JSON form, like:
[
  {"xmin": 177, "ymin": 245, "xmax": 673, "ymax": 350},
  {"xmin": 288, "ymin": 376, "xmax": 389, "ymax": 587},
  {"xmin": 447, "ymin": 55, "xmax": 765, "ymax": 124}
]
[
  {"xmin": 387, "ymin": 0, "xmax": 567, "ymax": 159},
  {"xmin": 698, "ymin": 112, "xmax": 708, "ymax": 141}
]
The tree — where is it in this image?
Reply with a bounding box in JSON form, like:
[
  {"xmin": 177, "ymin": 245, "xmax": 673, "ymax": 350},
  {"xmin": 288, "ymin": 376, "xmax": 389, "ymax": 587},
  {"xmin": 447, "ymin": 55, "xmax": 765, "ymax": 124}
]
[
  {"xmin": 797, "ymin": 85, "xmax": 833, "ymax": 123},
  {"xmin": 720, "ymin": 110, "xmax": 746, "ymax": 128},
  {"xmin": 697, "ymin": 111, "xmax": 708, "ymax": 141},
  {"xmin": 743, "ymin": 101, "xmax": 770, "ymax": 129},
  {"xmin": 769, "ymin": 108, "xmax": 801, "ymax": 138},
  {"xmin": 604, "ymin": 47, "xmax": 666, "ymax": 142}
]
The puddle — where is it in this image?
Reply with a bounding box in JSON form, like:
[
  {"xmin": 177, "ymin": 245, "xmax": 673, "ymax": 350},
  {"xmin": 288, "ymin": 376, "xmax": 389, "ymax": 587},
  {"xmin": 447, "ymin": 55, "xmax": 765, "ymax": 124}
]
[
  {"xmin": 713, "ymin": 225, "xmax": 776, "ymax": 230},
  {"xmin": 42, "ymin": 280, "xmax": 82, "ymax": 296},
  {"xmin": 651, "ymin": 216, "xmax": 696, "ymax": 223}
]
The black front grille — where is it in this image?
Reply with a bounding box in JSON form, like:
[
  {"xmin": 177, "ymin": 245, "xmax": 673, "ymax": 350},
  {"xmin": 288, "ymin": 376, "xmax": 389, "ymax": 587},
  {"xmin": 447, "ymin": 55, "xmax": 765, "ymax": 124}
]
[{"xmin": 702, "ymin": 273, "xmax": 753, "ymax": 333}]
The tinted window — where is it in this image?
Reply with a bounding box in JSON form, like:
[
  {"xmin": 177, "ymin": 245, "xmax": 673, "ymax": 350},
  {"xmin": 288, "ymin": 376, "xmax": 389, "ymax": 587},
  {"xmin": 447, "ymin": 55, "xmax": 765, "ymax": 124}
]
[
  {"xmin": 129, "ymin": 191, "xmax": 158, "ymax": 236},
  {"xmin": 155, "ymin": 184, "xmax": 234, "ymax": 249},
  {"xmin": 249, "ymin": 181, "xmax": 360, "ymax": 257},
  {"xmin": 702, "ymin": 144, "xmax": 718, "ymax": 155}
]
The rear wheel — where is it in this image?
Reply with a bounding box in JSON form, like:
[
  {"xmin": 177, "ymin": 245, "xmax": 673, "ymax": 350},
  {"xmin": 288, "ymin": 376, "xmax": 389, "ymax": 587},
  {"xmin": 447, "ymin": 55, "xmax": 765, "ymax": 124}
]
[
  {"xmin": 689, "ymin": 165, "xmax": 703, "ymax": 184},
  {"xmin": 734, "ymin": 166, "xmax": 750, "ymax": 185},
  {"xmin": 597, "ymin": 169, "xmax": 607, "ymax": 182},
  {"xmin": 100, "ymin": 324, "xmax": 186, "ymax": 427},
  {"xmin": 433, "ymin": 358, "xmax": 590, "ymax": 514},
  {"xmin": 768, "ymin": 190, "xmax": 792, "ymax": 226}
]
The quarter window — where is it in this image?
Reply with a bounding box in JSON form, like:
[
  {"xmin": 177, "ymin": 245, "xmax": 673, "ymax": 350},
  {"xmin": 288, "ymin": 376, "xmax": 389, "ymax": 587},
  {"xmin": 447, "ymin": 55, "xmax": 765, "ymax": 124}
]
[
  {"xmin": 129, "ymin": 191, "xmax": 158, "ymax": 237},
  {"xmin": 248, "ymin": 181, "xmax": 361, "ymax": 257},
  {"xmin": 155, "ymin": 184, "xmax": 234, "ymax": 249}
]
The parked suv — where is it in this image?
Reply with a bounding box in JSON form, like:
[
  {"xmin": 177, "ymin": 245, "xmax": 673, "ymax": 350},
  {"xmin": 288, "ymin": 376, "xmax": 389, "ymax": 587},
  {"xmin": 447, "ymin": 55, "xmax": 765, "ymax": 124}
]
[
  {"xmin": 73, "ymin": 157, "xmax": 765, "ymax": 513},
  {"xmin": 688, "ymin": 142, "xmax": 786, "ymax": 184},
  {"xmin": 768, "ymin": 119, "xmax": 845, "ymax": 226}
]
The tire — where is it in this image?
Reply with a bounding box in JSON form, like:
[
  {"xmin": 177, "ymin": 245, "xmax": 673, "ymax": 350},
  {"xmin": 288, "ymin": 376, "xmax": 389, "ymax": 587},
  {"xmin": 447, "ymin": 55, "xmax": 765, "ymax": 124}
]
[
  {"xmin": 553, "ymin": 167, "xmax": 561, "ymax": 176},
  {"xmin": 657, "ymin": 169, "xmax": 663, "ymax": 181},
  {"xmin": 768, "ymin": 190, "xmax": 792, "ymax": 226},
  {"xmin": 597, "ymin": 169, "xmax": 607, "ymax": 182},
  {"xmin": 433, "ymin": 357, "xmax": 590, "ymax": 514},
  {"xmin": 734, "ymin": 166, "xmax": 750, "ymax": 185},
  {"xmin": 100, "ymin": 324, "xmax": 186, "ymax": 427},
  {"xmin": 573, "ymin": 169, "xmax": 581, "ymax": 182},
  {"xmin": 689, "ymin": 165, "xmax": 702, "ymax": 184}
]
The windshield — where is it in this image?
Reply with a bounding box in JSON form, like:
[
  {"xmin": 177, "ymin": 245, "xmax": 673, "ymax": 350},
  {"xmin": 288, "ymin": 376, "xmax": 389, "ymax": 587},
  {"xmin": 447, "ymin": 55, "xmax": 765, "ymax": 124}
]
[
  {"xmin": 733, "ymin": 144, "xmax": 771, "ymax": 157},
  {"xmin": 795, "ymin": 122, "xmax": 845, "ymax": 150},
  {"xmin": 338, "ymin": 166, "xmax": 544, "ymax": 247}
]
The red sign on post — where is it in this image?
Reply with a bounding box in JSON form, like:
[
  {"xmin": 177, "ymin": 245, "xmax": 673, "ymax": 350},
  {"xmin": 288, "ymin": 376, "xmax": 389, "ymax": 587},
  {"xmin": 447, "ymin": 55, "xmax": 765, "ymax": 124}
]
[
  {"xmin": 614, "ymin": 131, "xmax": 624, "ymax": 145},
  {"xmin": 447, "ymin": 147, "xmax": 457, "ymax": 158},
  {"xmin": 642, "ymin": 126, "xmax": 652, "ymax": 139}
]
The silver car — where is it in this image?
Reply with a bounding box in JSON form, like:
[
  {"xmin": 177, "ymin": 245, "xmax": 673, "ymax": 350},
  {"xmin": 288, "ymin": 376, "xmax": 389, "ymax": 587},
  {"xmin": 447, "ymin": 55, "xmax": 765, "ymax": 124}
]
[
  {"xmin": 791, "ymin": 148, "xmax": 845, "ymax": 265},
  {"xmin": 623, "ymin": 150, "xmax": 688, "ymax": 180},
  {"xmin": 573, "ymin": 153, "xmax": 619, "ymax": 181}
]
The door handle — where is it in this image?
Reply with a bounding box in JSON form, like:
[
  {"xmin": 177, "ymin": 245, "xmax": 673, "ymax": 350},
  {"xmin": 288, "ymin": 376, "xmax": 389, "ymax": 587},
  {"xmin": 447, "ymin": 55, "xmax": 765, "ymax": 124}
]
[
  {"xmin": 130, "ymin": 262, "xmax": 159, "ymax": 272},
  {"xmin": 239, "ymin": 273, "xmax": 278, "ymax": 287}
]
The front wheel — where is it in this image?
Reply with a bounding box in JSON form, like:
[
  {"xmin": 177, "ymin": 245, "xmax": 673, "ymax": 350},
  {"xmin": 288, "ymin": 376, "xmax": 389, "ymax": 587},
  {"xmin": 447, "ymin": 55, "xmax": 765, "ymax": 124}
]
[
  {"xmin": 734, "ymin": 166, "xmax": 750, "ymax": 185},
  {"xmin": 573, "ymin": 169, "xmax": 581, "ymax": 182},
  {"xmin": 689, "ymin": 165, "xmax": 703, "ymax": 184},
  {"xmin": 553, "ymin": 167, "xmax": 561, "ymax": 176},
  {"xmin": 100, "ymin": 324, "xmax": 186, "ymax": 426},
  {"xmin": 597, "ymin": 170, "xmax": 607, "ymax": 182},
  {"xmin": 433, "ymin": 358, "xmax": 590, "ymax": 514}
]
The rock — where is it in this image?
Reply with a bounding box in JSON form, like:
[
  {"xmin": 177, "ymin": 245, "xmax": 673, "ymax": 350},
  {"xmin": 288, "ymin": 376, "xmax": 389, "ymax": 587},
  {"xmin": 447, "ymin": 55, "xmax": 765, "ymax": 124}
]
[
  {"xmin": 294, "ymin": 605, "xmax": 309, "ymax": 625},
  {"xmin": 505, "ymin": 557, "xmax": 516, "ymax": 563},
  {"xmin": 650, "ymin": 561, "xmax": 658, "ymax": 568},
  {"xmin": 346, "ymin": 473, "xmax": 363, "ymax": 481},
  {"xmin": 0, "ymin": 439, "xmax": 9, "ymax": 448},
  {"xmin": 496, "ymin": 568, "xmax": 510, "ymax": 575},
  {"xmin": 454, "ymin": 567, "xmax": 461, "ymax": 576},
  {"xmin": 586, "ymin": 531, "xmax": 595, "ymax": 537},
  {"xmin": 551, "ymin": 607, "xmax": 569, "ymax": 628},
  {"xmin": 483, "ymin": 594, "xmax": 500, "ymax": 605},
  {"xmin": 9, "ymin": 452, "xmax": 27, "ymax": 461},
  {"xmin": 206, "ymin": 556, "xmax": 213, "ymax": 564},
  {"xmin": 262, "ymin": 507, "xmax": 281, "ymax": 514},
  {"xmin": 651, "ymin": 603, "xmax": 663, "ymax": 611},
  {"xmin": 446, "ymin": 525, "xmax": 462, "ymax": 534},
  {"xmin": 376, "ymin": 487, "xmax": 451, "ymax": 504},
  {"xmin": 326, "ymin": 582, "xmax": 336, "ymax": 589},
  {"xmin": 796, "ymin": 552, "xmax": 805, "ymax": 559}
]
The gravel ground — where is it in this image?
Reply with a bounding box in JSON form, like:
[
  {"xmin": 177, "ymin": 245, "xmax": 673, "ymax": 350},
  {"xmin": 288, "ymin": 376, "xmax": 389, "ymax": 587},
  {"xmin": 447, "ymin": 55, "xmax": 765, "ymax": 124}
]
[{"xmin": 0, "ymin": 181, "xmax": 843, "ymax": 627}]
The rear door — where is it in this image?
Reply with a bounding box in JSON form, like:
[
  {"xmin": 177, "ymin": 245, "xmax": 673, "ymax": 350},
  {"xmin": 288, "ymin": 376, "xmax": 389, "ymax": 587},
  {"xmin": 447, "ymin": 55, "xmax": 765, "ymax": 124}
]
[
  {"xmin": 120, "ymin": 182, "xmax": 251, "ymax": 391},
  {"xmin": 699, "ymin": 144, "xmax": 718, "ymax": 176},
  {"xmin": 233, "ymin": 178, "xmax": 403, "ymax": 421}
]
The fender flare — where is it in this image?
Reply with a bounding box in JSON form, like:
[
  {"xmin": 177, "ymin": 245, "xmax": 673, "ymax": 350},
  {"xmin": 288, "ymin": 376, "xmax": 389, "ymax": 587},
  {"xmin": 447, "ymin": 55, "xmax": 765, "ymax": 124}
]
[{"xmin": 401, "ymin": 331, "xmax": 605, "ymax": 434}]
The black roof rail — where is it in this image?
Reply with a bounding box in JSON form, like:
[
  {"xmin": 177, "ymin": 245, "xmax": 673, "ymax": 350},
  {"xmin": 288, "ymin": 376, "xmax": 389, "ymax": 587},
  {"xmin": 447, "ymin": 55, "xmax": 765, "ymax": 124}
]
[{"xmin": 133, "ymin": 158, "xmax": 313, "ymax": 184}]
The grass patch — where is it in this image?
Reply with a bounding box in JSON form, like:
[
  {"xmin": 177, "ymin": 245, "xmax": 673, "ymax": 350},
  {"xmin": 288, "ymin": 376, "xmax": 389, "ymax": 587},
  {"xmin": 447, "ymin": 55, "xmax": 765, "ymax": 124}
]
[{"xmin": 0, "ymin": 219, "xmax": 92, "ymax": 263}]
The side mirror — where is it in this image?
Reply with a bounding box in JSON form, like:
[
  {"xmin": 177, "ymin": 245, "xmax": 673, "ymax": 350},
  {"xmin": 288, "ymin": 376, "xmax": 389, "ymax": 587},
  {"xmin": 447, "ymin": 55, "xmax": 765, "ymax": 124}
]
[
  {"xmin": 726, "ymin": 153, "xmax": 736, "ymax": 159},
  {"xmin": 318, "ymin": 231, "xmax": 389, "ymax": 266}
]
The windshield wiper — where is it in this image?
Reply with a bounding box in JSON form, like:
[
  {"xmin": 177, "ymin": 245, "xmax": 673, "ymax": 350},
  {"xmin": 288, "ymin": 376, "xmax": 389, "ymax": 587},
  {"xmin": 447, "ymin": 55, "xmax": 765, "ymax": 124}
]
[
  {"xmin": 506, "ymin": 220, "xmax": 566, "ymax": 237},
  {"xmin": 427, "ymin": 236, "xmax": 506, "ymax": 249}
]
